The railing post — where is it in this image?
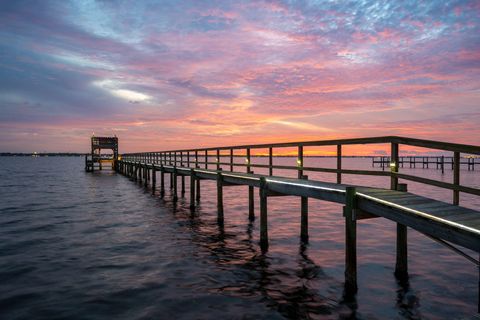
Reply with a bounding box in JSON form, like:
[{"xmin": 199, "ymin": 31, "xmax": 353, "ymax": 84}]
[
  {"xmin": 297, "ymin": 145, "xmax": 303, "ymax": 178},
  {"xmin": 269, "ymin": 147, "xmax": 273, "ymax": 176},
  {"xmin": 259, "ymin": 177, "xmax": 269, "ymax": 252},
  {"xmin": 196, "ymin": 151, "xmax": 201, "ymax": 201},
  {"xmin": 344, "ymin": 186, "xmax": 357, "ymax": 295},
  {"xmin": 453, "ymin": 151, "xmax": 460, "ymax": 205},
  {"xmin": 216, "ymin": 149, "xmax": 220, "ymax": 171},
  {"xmin": 301, "ymin": 175, "xmax": 309, "ymax": 243},
  {"xmin": 247, "ymin": 148, "xmax": 254, "ymax": 221},
  {"xmin": 217, "ymin": 169, "xmax": 224, "ymax": 224},
  {"xmin": 205, "ymin": 150, "xmax": 208, "ymax": 169},
  {"xmin": 390, "ymin": 143, "xmax": 399, "ymax": 191},
  {"xmin": 337, "ymin": 145, "xmax": 342, "ymax": 184}
]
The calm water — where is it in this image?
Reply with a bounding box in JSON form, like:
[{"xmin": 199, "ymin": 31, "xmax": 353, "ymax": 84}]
[{"xmin": 0, "ymin": 157, "xmax": 478, "ymax": 319}]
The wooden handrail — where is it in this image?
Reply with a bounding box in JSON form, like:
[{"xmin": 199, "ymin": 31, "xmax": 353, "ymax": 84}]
[{"xmin": 120, "ymin": 136, "xmax": 480, "ymax": 204}]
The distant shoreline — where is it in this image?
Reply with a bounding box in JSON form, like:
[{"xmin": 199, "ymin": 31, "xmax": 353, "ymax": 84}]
[{"xmin": 1, "ymin": 153, "xmax": 471, "ymax": 158}]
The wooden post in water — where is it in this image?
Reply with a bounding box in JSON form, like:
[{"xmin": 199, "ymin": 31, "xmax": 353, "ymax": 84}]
[
  {"xmin": 337, "ymin": 145, "xmax": 342, "ymax": 184},
  {"xmin": 190, "ymin": 169, "xmax": 196, "ymax": 209},
  {"xmin": 144, "ymin": 164, "xmax": 148, "ymax": 187},
  {"xmin": 453, "ymin": 151, "xmax": 460, "ymax": 205},
  {"xmin": 195, "ymin": 151, "xmax": 200, "ymax": 201},
  {"xmin": 181, "ymin": 175, "xmax": 185, "ymax": 196},
  {"xmin": 173, "ymin": 167, "xmax": 178, "ymax": 202},
  {"xmin": 298, "ymin": 146, "xmax": 308, "ymax": 243},
  {"xmin": 395, "ymin": 183, "xmax": 408, "ymax": 280},
  {"xmin": 301, "ymin": 175, "xmax": 309, "ymax": 243},
  {"xmin": 152, "ymin": 166, "xmax": 156, "ymax": 193},
  {"xmin": 160, "ymin": 166, "xmax": 165, "ymax": 197},
  {"xmin": 259, "ymin": 177, "xmax": 269, "ymax": 252},
  {"xmin": 217, "ymin": 169, "xmax": 224, "ymax": 224},
  {"xmin": 137, "ymin": 162, "xmax": 141, "ymax": 182},
  {"xmin": 344, "ymin": 186, "xmax": 357, "ymax": 294}
]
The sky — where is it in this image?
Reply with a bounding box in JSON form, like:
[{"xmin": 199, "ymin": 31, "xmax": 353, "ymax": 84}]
[{"xmin": 0, "ymin": 0, "xmax": 479, "ymax": 154}]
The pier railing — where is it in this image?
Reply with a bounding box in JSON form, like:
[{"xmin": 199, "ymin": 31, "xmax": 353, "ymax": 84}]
[{"xmin": 121, "ymin": 136, "xmax": 480, "ymax": 205}]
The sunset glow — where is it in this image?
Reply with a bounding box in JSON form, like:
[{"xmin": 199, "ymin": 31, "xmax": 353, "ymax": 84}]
[{"xmin": 0, "ymin": 1, "xmax": 479, "ymax": 153}]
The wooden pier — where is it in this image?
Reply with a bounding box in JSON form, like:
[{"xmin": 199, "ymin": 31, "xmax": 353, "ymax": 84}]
[
  {"xmin": 373, "ymin": 155, "xmax": 479, "ymax": 172},
  {"xmin": 112, "ymin": 136, "xmax": 480, "ymax": 312}
]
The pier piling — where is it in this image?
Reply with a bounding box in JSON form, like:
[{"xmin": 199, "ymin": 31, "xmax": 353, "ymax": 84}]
[
  {"xmin": 344, "ymin": 186, "xmax": 357, "ymax": 294},
  {"xmin": 259, "ymin": 177, "xmax": 269, "ymax": 252}
]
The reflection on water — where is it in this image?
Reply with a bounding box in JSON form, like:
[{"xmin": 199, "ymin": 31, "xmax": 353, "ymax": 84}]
[{"xmin": 0, "ymin": 157, "xmax": 477, "ymax": 319}]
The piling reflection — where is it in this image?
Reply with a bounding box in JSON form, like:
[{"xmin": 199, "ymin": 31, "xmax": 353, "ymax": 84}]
[{"xmin": 156, "ymin": 197, "xmax": 358, "ymax": 319}]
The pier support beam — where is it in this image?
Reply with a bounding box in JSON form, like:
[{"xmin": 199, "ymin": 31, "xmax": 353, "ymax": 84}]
[
  {"xmin": 196, "ymin": 179, "xmax": 201, "ymax": 201},
  {"xmin": 300, "ymin": 175, "xmax": 309, "ymax": 243},
  {"xmin": 144, "ymin": 165, "xmax": 148, "ymax": 187},
  {"xmin": 344, "ymin": 186, "xmax": 357, "ymax": 295},
  {"xmin": 248, "ymin": 185, "xmax": 255, "ymax": 221},
  {"xmin": 189, "ymin": 169, "xmax": 196, "ymax": 209},
  {"xmin": 259, "ymin": 177, "xmax": 269, "ymax": 252},
  {"xmin": 217, "ymin": 170, "xmax": 224, "ymax": 224},
  {"xmin": 173, "ymin": 168, "xmax": 178, "ymax": 202},
  {"xmin": 395, "ymin": 183, "xmax": 408, "ymax": 280},
  {"xmin": 160, "ymin": 166, "xmax": 165, "ymax": 197},
  {"xmin": 151, "ymin": 167, "xmax": 156, "ymax": 193},
  {"xmin": 181, "ymin": 176, "xmax": 185, "ymax": 196}
]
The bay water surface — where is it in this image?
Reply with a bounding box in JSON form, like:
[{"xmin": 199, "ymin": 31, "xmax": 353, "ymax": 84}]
[{"xmin": 0, "ymin": 157, "xmax": 478, "ymax": 319}]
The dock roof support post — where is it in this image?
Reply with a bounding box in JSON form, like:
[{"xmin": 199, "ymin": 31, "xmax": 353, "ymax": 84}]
[
  {"xmin": 259, "ymin": 177, "xmax": 269, "ymax": 252},
  {"xmin": 217, "ymin": 169, "xmax": 224, "ymax": 224},
  {"xmin": 344, "ymin": 186, "xmax": 357, "ymax": 295}
]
